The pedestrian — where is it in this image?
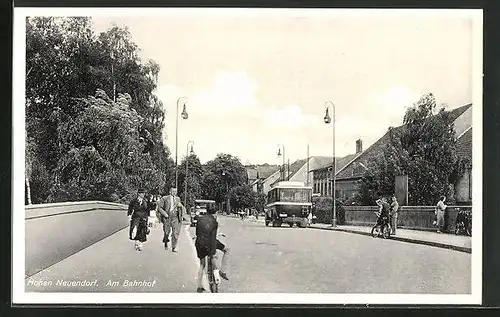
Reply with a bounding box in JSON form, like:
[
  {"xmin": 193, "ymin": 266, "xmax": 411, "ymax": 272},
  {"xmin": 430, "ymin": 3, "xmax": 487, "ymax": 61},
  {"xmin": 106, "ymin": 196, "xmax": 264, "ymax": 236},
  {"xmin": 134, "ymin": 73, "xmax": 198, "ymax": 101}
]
[
  {"xmin": 435, "ymin": 196, "xmax": 447, "ymax": 233},
  {"xmin": 157, "ymin": 188, "xmax": 186, "ymax": 252},
  {"xmin": 390, "ymin": 195, "xmax": 399, "ymax": 235},
  {"xmin": 127, "ymin": 188, "xmax": 150, "ymax": 251},
  {"xmin": 307, "ymin": 211, "xmax": 313, "ymax": 226}
]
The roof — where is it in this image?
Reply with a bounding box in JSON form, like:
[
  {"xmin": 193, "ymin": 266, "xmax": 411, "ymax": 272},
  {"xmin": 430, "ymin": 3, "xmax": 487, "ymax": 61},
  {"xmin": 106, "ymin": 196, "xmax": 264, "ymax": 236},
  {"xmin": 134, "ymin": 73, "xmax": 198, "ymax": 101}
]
[
  {"xmin": 447, "ymin": 103, "xmax": 472, "ymax": 122},
  {"xmin": 456, "ymin": 127, "xmax": 472, "ymax": 159},
  {"xmin": 255, "ymin": 164, "xmax": 279, "ymax": 179},
  {"xmin": 245, "ymin": 164, "xmax": 280, "ymax": 180},
  {"xmin": 335, "ymin": 104, "xmax": 472, "ymax": 179},
  {"xmin": 310, "ymin": 154, "xmax": 357, "ymax": 172}
]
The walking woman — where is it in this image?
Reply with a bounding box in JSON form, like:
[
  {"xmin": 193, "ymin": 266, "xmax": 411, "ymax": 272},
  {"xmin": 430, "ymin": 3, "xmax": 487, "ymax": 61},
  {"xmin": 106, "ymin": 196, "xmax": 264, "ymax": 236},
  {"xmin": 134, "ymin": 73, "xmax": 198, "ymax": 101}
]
[
  {"xmin": 435, "ymin": 196, "xmax": 447, "ymax": 233},
  {"xmin": 128, "ymin": 188, "xmax": 150, "ymax": 251}
]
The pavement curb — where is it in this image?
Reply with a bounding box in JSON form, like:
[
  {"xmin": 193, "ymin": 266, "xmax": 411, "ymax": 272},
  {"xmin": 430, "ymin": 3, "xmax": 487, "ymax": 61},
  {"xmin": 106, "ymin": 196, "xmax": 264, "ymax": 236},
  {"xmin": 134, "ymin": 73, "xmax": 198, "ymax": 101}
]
[{"xmin": 309, "ymin": 226, "xmax": 472, "ymax": 254}]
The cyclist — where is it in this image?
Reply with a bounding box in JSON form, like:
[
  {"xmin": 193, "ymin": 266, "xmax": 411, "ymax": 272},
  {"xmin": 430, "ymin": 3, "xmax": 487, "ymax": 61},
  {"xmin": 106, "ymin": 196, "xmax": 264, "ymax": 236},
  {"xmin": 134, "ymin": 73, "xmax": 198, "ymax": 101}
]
[
  {"xmin": 194, "ymin": 205, "xmax": 230, "ymax": 292},
  {"xmin": 374, "ymin": 197, "xmax": 391, "ymax": 234}
]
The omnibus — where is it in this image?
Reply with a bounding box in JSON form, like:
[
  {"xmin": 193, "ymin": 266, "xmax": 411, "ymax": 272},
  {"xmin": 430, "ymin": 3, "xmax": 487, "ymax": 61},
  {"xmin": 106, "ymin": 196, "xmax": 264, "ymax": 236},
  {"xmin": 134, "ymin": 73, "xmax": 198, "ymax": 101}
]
[
  {"xmin": 265, "ymin": 181, "xmax": 313, "ymax": 228},
  {"xmin": 190, "ymin": 199, "xmax": 216, "ymax": 227}
]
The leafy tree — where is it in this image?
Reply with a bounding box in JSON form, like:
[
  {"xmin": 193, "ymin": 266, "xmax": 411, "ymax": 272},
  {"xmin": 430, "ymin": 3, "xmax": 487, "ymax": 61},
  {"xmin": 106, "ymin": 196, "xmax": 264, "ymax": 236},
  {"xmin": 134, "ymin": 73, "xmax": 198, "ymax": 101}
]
[
  {"xmin": 358, "ymin": 93, "xmax": 467, "ymax": 205},
  {"xmin": 178, "ymin": 154, "xmax": 204, "ymax": 208},
  {"xmin": 253, "ymin": 192, "xmax": 267, "ymax": 213},
  {"xmin": 48, "ymin": 90, "xmax": 165, "ymax": 203},
  {"xmin": 229, "ymin": 186, "xmax": 255, "ymax": 211},
  {"xmin": 25, "ymin": 17, "xmax": 173, "ymax": 203},
  {"xmin": 201, "ymin": 153, "xmax": 247, "ymax": 204}
]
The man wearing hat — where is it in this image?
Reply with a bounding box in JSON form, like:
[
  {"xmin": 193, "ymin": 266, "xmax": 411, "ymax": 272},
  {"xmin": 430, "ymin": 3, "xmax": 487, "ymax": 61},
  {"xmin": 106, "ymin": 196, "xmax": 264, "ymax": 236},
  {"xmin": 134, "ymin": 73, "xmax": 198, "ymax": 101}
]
[
  {"xmin": 127, "ymin": 187, "xmax": 150, "ymax": 251},
  {"xmin": 157, "ymin": 187, "xmax": 186, "ymax": 252}
]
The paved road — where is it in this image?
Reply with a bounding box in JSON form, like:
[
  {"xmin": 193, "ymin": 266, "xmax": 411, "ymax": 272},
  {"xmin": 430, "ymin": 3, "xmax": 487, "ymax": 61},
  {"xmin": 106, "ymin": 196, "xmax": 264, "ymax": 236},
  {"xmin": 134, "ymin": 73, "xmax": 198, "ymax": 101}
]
[
  {"xmin": 201, "ymin": 216, "xmax": 471, "ymax": 294},
  {"xmin": 26, "ymin": 215, "xmax": 471, "ymax": 294}
]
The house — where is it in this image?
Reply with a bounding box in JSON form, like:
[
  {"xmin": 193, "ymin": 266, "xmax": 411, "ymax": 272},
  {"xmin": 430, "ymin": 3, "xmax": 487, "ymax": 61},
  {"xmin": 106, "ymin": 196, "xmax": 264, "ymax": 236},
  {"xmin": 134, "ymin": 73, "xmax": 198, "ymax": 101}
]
[
  {"xmin": 312, "ymin": 104, "xmax": 473, "ymax": 204},
  {"xmin": 245, "ymin": 164, "xmax": 280, "ymax": 194},
  {"xmin": 310, "ymin": 142, "xmax": 360, "ymax": 199},
  {"xmin": 269, "ymin": 156, "xmax": 341, "ymax": 189}
]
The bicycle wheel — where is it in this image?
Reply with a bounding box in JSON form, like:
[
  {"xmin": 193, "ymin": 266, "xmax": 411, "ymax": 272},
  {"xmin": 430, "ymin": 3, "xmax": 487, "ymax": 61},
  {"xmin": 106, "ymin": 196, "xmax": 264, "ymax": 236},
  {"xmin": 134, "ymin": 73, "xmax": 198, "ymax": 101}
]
[
  {"xmin": 382, "ymin": 224, "xmax": 390, "ymax": 239},
  {"xmin": 207, "ymin": 256, "xmax": 219, "ymax": 293},
  {"xmin": 371, "ymin": 226, "xmax": 380, "ymax": 238}
]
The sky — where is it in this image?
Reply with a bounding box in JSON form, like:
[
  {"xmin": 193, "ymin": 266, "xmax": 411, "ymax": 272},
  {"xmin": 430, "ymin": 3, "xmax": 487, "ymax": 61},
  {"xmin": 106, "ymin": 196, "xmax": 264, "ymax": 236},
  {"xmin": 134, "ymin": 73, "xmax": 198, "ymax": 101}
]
[{"xmin": 91, "ymin": 9, "xmax": 476, "ymax": 165}]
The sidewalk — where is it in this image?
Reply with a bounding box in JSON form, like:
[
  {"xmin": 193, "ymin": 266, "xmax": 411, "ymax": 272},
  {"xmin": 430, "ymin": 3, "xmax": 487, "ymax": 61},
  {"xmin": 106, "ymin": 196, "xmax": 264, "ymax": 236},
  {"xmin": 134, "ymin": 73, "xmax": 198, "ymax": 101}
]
[
  {"xmin": 310, "ymin": 223, "xmax": 472, "ymax": 253},
  {"xmin": 25, "ymin": 224, "xmax": 202, "ymax": 292}
]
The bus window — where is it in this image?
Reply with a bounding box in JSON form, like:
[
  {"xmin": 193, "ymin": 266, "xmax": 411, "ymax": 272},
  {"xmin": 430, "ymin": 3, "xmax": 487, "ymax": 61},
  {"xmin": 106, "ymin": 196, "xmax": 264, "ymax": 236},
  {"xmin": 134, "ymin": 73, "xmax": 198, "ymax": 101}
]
[{"xmin": 279, "ymin": 189, "xmax": 311, "ymax": 202}]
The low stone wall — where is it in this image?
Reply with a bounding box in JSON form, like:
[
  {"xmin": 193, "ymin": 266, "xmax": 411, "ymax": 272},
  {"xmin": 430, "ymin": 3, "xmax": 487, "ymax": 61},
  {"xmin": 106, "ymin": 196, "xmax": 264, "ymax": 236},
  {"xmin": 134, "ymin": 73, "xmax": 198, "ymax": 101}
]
[
  {"xmin": 25, "ymin": 201, "xmax": 129, "ymax": 277},
  {"xmin": 343, "ymin": 205, "xmax": 471, "ymax": 232}
]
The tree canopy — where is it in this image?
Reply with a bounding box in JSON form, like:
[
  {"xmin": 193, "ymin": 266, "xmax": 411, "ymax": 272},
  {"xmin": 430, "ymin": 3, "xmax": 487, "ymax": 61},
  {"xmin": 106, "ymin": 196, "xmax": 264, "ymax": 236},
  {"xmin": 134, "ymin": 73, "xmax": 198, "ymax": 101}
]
[
  {"xmin": 26, "ymin": 17, "xmax": 171, "ymax": 203},
  {"xmin": 201, "ymin": 154, "xmax": 248, "ymax": 204},
  {"xmin": 357, "ymin": 93, "xmax": 468, "ymax": 205}
]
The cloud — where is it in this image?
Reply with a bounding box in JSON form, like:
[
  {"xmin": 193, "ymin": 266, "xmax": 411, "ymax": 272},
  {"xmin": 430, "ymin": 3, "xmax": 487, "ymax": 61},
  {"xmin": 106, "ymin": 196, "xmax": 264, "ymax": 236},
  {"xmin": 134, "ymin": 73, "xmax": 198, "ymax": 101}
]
[{"xmin": 263, "ymin": 105, "xmax": 316, "ymax": 127}]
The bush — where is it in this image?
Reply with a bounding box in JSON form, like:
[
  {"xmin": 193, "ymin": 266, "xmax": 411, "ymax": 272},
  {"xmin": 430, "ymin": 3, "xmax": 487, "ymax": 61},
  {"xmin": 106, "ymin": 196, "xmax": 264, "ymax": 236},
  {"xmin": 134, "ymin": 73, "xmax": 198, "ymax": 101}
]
[{"xmin": 313, "ymin": 197, "xmax": 345, "ymax": 225}]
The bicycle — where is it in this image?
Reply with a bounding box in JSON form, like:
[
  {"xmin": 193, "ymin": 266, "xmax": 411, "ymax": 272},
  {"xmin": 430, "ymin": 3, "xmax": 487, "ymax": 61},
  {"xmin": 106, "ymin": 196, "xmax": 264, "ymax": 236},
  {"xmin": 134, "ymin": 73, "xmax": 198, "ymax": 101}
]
[
  {"xmin": 371, "ymin": 215, "xmax": 391, "ymax": 239},
  {"xmin": 194, "ymin": 233, "xmax": 226, "ymax": 293}
]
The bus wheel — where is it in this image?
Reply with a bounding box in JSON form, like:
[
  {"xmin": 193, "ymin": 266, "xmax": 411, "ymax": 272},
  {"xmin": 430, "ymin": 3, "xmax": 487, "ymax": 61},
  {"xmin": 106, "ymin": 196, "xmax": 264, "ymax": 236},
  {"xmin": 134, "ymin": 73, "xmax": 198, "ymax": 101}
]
[{"xmin": 265, "ymin": 220, "xmax": 270, "ymax": 226}]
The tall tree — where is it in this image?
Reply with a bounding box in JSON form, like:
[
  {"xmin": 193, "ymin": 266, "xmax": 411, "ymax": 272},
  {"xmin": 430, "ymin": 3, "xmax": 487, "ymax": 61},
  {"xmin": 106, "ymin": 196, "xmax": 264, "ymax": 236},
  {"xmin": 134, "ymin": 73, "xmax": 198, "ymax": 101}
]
[
  {"xmin": 229, "ymin": 186, "xmax": 255, "ymax": 211},
  {"xmin": 358, "ymin": 93, "xmax": 467, "ymax": 205},
  {"xmin": 25, "ymin": 17, "xmax": 173, "ymax": 203},
  {"xmin": 178, "ymin": 154, "xmax": 204, "ymax": 208},
  {"xmin": 48, "ymin": 90, "xmax": 165, "ymax": 203},
  {"xmin": 201, "ymin": 154, "xmax": 247, "ymax": 204}
]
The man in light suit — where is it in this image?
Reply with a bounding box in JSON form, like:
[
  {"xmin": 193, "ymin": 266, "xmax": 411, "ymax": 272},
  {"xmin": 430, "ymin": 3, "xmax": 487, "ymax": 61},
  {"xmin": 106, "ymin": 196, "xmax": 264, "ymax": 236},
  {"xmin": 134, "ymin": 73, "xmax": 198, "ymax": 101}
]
[{"xmin": 157, "ymin": 188, "xmax": 186, "ymax": 252}]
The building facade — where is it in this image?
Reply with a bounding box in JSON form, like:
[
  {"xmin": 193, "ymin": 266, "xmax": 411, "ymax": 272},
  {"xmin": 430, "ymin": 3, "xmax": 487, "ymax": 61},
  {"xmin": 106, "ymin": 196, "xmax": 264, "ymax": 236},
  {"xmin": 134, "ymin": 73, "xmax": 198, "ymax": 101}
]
[{"xmin": 312, "ymin": 104, "xmax": 473, "ymax": 205}]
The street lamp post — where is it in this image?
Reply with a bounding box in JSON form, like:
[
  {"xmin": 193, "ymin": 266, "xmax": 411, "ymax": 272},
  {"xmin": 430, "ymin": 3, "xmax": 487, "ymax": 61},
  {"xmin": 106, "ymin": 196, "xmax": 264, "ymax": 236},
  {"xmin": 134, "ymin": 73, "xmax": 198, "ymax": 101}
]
[
  {"xmin": 184, "ymin": 141, "xmax": 195, "ymax": 210},
  {"xmin": 277, "ymin": 144, "xmax": 286, "ymax": 181},
  {"xmin": 175, "ymin": 97, "xmax": 188, "ymax": 191},
  {"xmin": 324, "ymin": 101, "xmax": 336, "ymax": 227},
  {"xmin": 222, "ymin": 171, "xmax": 230, "ymax": 214}
]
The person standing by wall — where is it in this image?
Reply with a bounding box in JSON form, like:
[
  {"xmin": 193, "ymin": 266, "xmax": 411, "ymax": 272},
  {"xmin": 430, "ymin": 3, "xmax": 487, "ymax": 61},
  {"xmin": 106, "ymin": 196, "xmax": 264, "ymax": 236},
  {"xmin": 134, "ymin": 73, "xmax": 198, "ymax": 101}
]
[
  {"xmin": 127, "ymin": 188, "xmax": 150, "ymax": 251},
  {"xmin": 435, "ymin": 196, "xmax": 447, "ymax": 233},
  {"xmin": 390, "ymin": 195, "xmax": 399, "ymax": 235},
  {"xmin": 157, "ymin": 188, "xmax": 186, "ymax": 252}
]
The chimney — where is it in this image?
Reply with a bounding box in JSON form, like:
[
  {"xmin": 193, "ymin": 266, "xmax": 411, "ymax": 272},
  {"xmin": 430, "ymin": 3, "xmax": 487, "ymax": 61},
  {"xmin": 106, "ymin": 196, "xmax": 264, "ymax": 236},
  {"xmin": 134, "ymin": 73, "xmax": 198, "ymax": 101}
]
[{"xmin": 356, "ymin": 139, "xmax": 363, "ymax": 154}]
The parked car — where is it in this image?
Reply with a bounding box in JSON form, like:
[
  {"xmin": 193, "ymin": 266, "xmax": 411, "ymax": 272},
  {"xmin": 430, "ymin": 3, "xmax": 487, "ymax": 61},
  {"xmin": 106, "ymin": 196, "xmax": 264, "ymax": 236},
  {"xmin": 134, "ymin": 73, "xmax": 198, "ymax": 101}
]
[{"xmin": 190, "ymin": 199, "xmax": 216, "ymax": 227}]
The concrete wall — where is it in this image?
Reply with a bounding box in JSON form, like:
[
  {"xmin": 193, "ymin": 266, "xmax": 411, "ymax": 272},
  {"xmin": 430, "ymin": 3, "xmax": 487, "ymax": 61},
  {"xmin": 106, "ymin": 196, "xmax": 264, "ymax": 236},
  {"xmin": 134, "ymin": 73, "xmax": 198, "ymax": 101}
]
[
  {"xmin": 25, "ymin": 201, "xmax": 129, "ymax": 277},
  {"xmin": 342, "ymin": 205, "xmax": 471, "ymax": 232}
]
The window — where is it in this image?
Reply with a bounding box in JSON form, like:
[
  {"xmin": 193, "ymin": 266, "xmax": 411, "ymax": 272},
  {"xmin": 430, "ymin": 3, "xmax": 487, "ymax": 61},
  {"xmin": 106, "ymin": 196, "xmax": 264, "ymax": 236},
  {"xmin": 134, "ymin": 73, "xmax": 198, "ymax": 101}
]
[{"xmin": 279, "ymin": 188, "xmax": 311, "ymax": 202}]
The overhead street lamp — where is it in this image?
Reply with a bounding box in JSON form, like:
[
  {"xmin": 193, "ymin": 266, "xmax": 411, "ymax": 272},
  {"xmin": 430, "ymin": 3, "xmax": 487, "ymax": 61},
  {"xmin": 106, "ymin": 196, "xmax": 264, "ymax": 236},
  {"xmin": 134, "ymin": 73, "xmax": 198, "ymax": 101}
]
[
  {"xmin": 324, "ymin": 101, "xmax": 336, "ymax": 227},
  {"xmin": 184, "ymin": 141, "xmax": 195, "ymax": 210},
  {"xmin": 175, "ymin": 97, "xmax": 188, "ymax": 191},
  {"xmin": 277, "ymin": 144, "xmax": 287, "ymax": 181}
]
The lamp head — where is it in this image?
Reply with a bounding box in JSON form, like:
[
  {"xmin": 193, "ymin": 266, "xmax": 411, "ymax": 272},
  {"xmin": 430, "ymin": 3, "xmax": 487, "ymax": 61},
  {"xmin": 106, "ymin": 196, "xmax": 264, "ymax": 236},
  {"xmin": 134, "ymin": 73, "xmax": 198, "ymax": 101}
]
[
  {"xmin": 181, "ymin": 103, "xmax": 188, "ymax": 119},
  {"xmin": 324, "ymin": 108, "xmax": 332, "ymax": 124}
]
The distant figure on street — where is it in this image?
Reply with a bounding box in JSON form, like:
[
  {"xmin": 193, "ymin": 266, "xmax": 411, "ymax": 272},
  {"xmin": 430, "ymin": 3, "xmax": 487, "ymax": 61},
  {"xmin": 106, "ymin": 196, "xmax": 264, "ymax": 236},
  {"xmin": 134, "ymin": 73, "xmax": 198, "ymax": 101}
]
[
  {"xmin": 390, "ymin": 196, "xmax": 399, "ymax": 235},
  {"xmin": 307, "ymin": 211, "xmax": 313, "ymax": 226},
  {"xmin": 157, "ymin": 188, "xmax": 186, "ymax": 252},
  {"xmin": 127, "ymin": 188, "xmax": 150, "ymax": 251},
  {"xmin": 435, "ymin": 196, "xmax": 447, "ymax": 233}
]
